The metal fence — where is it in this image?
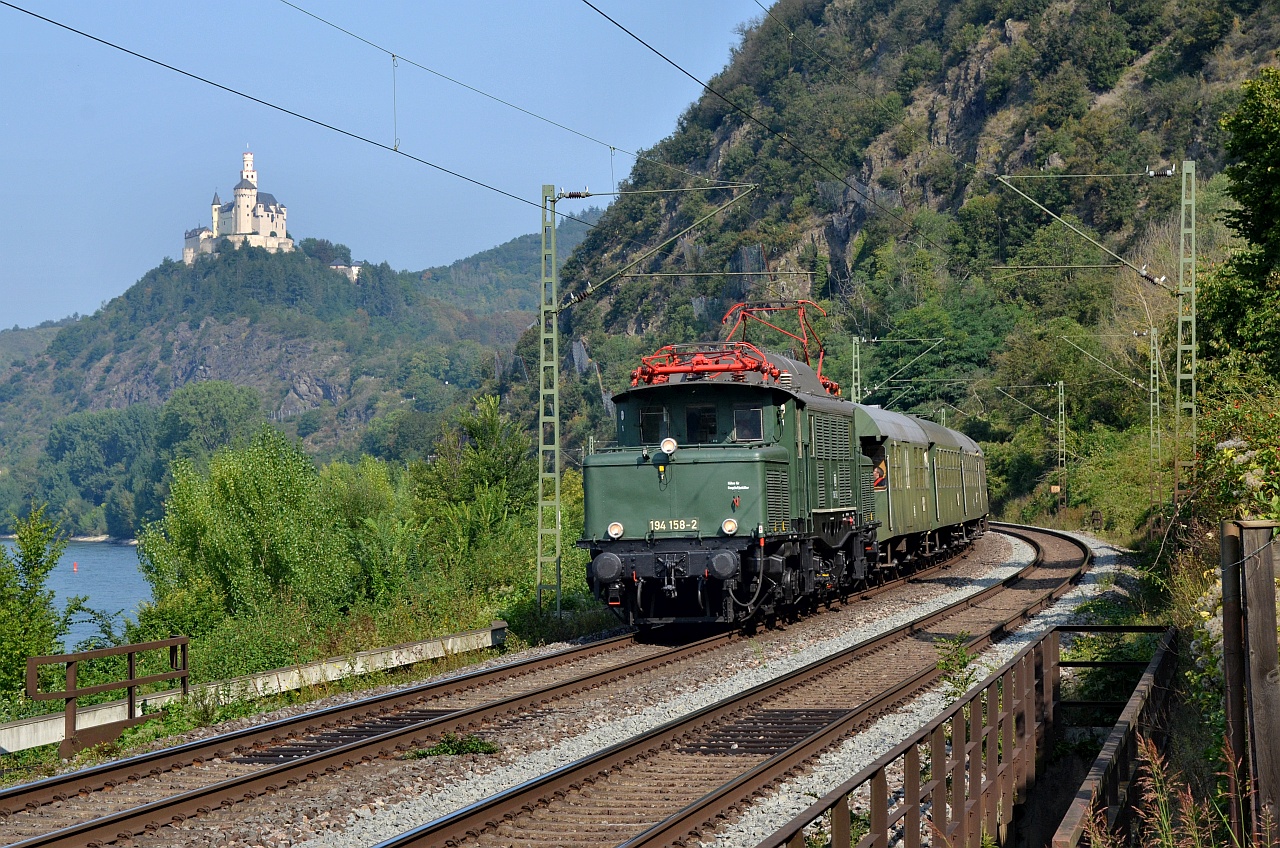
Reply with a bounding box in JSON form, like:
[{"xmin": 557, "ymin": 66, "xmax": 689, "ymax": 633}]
[
  {"xmin": 26, "ymin": 636, "xmax": 189, "ymax": 757},
  {"xmin": 757, "ymin": 625, "xmax": 1175, "ymax": 848}
]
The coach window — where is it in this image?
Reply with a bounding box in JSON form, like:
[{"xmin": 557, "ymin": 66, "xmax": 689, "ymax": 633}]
[
  {"xmin": 733, "ymin": 406, "xmax": 764, "ymax": 442},
  {"xmin": 640, "ymin": 407, "xmax": 668, "ymax": 444},
  {"xmin": 685, "ymin": 405, "xmax": 717, "ymax": 444}
]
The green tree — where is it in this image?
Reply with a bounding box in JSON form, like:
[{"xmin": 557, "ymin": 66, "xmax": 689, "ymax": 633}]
[
  {"xmin": 1221, "ymin": 68, "xmax": 1280, "ymax": 266},
  {"xmin": 0, "ymin": 505, "xmax": 75, "ymax": 694},
  {"xmin": 1204, "ymin": 68, "xmax": 1280, "ymax": 376},
  {"xmin": 412, "ymin": 395, "xmax": 536, "ymax": 512},
  {"xmin": 156, "ymin": 381, "xmax": 263, "ymax": 466},
  {"xmin": 137, "ymin": 426, "xmax": 357, "ymax": 632}
]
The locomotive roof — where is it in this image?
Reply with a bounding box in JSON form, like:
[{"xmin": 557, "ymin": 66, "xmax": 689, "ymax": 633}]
[{"xmin": 612, "ymin": 349, "xmax": 831, "ymax": 402}]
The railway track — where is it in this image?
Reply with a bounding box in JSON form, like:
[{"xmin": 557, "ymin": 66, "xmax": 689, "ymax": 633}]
[
  {"xmin": 0, "ymin": 633, "xmax": 699, "ymax": 847},
  {"xmin": 366, "ymin": 524, "xmax": 1087, "ymax": 848},
  {"xmin": 0, "ymin": 530, "xmax": 1025, "ymax": 848}
]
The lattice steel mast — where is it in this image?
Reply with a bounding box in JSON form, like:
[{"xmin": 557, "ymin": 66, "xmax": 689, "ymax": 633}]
[
  {"xmin": 537, "ymin": 185, "xmax": 561, "ymax": 614},
  {"xmin": 1174, "ymin": 161, "xmax": 1197, "ymax": 507}
]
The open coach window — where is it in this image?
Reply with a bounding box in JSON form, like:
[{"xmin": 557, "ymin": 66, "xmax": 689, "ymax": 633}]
[{"xmin": 733, "ymin": 406, "xmax": 764, "ymax": 442}]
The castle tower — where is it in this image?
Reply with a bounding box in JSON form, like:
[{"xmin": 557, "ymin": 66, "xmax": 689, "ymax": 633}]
[
  {"xmin": 210, "ymin": 192, "xmax": 221, "ymax": 238},
  {"xmin": 233, "ymin": 163, "xmax": 256, "ymax": 235}
]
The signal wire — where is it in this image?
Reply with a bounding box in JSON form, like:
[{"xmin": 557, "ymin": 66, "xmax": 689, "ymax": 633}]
[
  {"xmin": 1058, "ymin": 337, "xmax": 1144, "ymax": 389},
  {"xmin": 562, "ymin": 185, "xmax": 759, "ymax": 312},
  {"xmin": 0, "ymin": 0, "xmax": 607, "ymax": 228},
  {"xmin": 276, "ymin": 0, "xmax": 742, "ymax": 189},
  {"xmin": 579, "ymin": 0, "xmax": 955, "ymax": 259}
]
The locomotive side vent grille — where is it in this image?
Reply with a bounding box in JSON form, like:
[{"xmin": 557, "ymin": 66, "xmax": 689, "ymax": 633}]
[
  {"xmin": 816, "ymin": 460, "xmax": 827, "ymax": 509},
  {"xmin": 813, "ymin": 416, "xmax": 852, "ymax": 461},
  {"xmin": 861, "ymin": 472, "xmax": 875, "ymax": 522},
  {"xmin": 767, "ymin": 470, "xmax": 789, "ymax": 533},
  {"xmin": 838, "ymin": 465, "xmax": 853, "ymax": 506}
]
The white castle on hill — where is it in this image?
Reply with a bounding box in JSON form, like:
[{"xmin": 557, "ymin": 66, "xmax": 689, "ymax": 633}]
[{"xmin": 183, "ymin": 152, "xmax": 294, "ymax": 265}]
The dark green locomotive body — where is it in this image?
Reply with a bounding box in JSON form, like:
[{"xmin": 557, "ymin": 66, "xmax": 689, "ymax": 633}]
[{"xmin": 580, "ymin": 352, "xmax": 987, "ymax": 626}]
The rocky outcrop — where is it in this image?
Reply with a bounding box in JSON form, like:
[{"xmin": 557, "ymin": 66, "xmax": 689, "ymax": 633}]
[{"xmin": 81, "ymin": 316, "xmax": 352, "ymax": 422}]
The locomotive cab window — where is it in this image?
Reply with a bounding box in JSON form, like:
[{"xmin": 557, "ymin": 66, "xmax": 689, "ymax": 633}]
[
  {"xmin": 640, "ymin": 408, "xmax": 668, "ymax": 444},
  {"xmin": 733, "ymin": 406, "xmax": 764, "ymax": 442},
  {"xmin": 685, "ymin": 405, "xmax": 718, "ymax": 444},
  {"xmin": 862, "ymin": 437, "xmax": 887, "ymax": 490}
]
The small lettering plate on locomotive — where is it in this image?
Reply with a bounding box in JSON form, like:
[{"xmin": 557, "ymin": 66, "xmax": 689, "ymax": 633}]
[{"xmin": 649, "ymin": 518, "xmax": 699, "ymax": 531}]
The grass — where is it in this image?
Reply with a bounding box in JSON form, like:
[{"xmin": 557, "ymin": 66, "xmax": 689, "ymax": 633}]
[
  {"xmin": 404, "ymin": 732, "xmax": 500, "ymax": 758},
  {"xmin": 934, "ymin": 631, "xmax": 978, "ymax": 699},
  {"xmin": 1084, "ymin": 734, "xmax": 1274, "ymax": 847}
]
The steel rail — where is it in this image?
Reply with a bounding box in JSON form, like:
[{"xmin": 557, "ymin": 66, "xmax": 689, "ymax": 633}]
[
  {"xmin": 368, "ymin": 526, "xmax": 1088, "ymax": 847},
  {"xmin": 0, "ymin": 633, "xmax": 640, "ymax": 817},
  {"xmin": 3, "ymin": 630, "xmax": 745, "ymax": 848},
  {"xmin": 1, "ymin": 532, "xmax": 971, "ymax": 818}
]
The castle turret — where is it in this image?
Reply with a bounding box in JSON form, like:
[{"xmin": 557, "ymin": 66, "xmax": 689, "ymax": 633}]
[
  {"xmin": 241, "ymin": 152, "xmax": 257, "ymax": 187},
  {"xmin": 210, "ymin": 192, "xmax": 221, "ymax": 238}
]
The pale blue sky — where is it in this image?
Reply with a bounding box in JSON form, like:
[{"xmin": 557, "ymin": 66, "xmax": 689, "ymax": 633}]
[{"xmin": 0, "ymin": 1, "xmax": 763, "ymax": 328}]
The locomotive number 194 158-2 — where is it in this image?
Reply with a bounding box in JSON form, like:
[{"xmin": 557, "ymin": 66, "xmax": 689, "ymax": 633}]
[{"xmin": 649, "ymin": 518, "xmax": 698, "ymax": 531}]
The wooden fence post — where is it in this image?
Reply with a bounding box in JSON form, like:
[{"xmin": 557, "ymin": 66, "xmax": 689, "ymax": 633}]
[
  {"xmin": 1222, "ymin": 521, "xmax": 1247, "ymax": 846},
  {"xmin": 1237, "ymin": 519, "xmax": 1280, "ymax": 846}
]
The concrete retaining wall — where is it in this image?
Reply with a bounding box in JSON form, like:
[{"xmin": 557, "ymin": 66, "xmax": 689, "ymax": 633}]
[{"xmin": 0, "ymin": 621, "xmax": 506, "ymax": 755}]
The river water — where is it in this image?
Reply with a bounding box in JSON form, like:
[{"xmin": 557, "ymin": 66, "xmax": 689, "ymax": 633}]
[{"xmin": 1, "ymin": 540, "xmax": 152, "ymax": 651}]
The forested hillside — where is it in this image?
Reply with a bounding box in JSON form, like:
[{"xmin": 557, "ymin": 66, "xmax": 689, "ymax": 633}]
[{"xmin": 2, "ymin": 0, "xmax": 1276, "ymax": 542}]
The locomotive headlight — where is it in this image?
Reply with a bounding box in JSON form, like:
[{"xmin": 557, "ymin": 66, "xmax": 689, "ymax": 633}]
[
  {"xmin": 660, "ymin": 437, "xmax": 678, "ymax": 456},
  {"xmin": 721, "ymin": 518, "xmax": 738, "ymax": 535},
  {"xmin": 607, "ymin": 521, "xmax": 625, "ymax": 539}
]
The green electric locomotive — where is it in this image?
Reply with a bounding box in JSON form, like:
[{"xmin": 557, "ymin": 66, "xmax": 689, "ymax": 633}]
[{"xmin": 579, "ymin": 302, "xmax": 989, "ymax": 626}]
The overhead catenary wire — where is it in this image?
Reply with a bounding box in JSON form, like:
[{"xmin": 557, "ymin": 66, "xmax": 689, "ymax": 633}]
[
  {"xmin": 992, "ymin": 173, "xmax": 1174, "ymax": 292},
  {"xmin": 619, "ymin": 271, "xmax": 813, "ymax": 277},
  {"xmin": 1058, "ymin": 336, "xmax": 1144, "ymax": 389},
  {"xmin": 580, "ymin": 0, "xmax": 957, "ymax": 261},
  {"xmin": 275, "ymin": 0, "xmax": 1189, "ymax": 331},
  {"xmin": 277, "ymin": 0, "xmax": 742, "ymax": 189},
  {"xmin": 994, "ymin": 386, "xmax": 1056, "ymax": 424},
  {"xmin": 563, "ymin": 185, "xmax": 759, "ymax": 312},
  {"xmin": 1001, "ymin": 172, "xmax": 1151, "ymax": 179},
  {"xmin": 861, "ymin": 338, "xmax": 945, "ymax": 398}
]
